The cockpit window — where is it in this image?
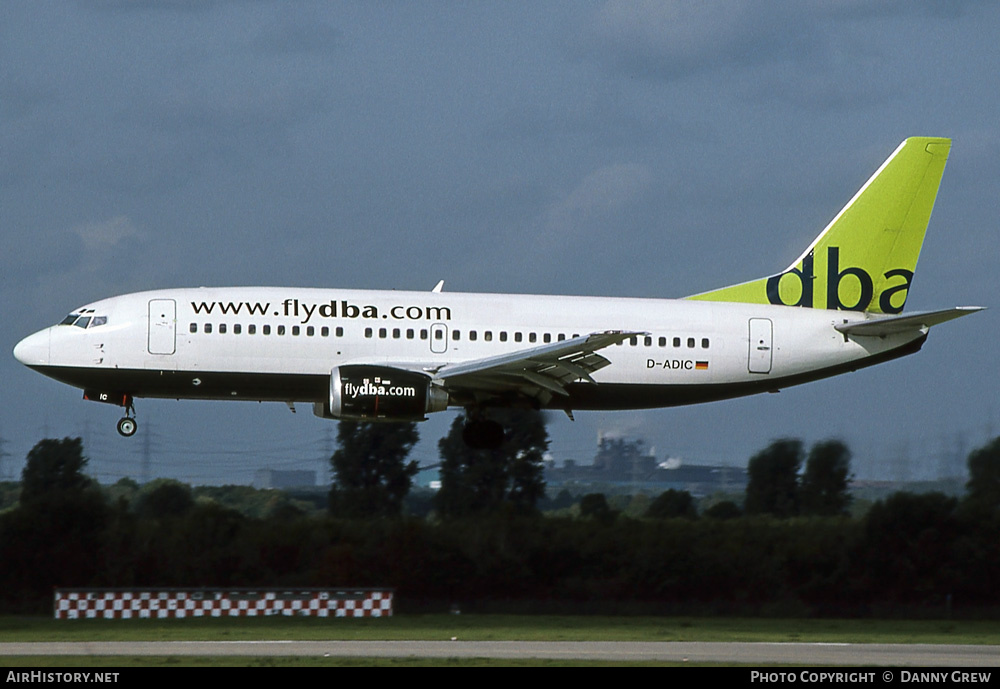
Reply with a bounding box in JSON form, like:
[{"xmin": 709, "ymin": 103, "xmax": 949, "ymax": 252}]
[{"xmin": 59, "ymin": 312, "xmax": 107, "ymax": 328}]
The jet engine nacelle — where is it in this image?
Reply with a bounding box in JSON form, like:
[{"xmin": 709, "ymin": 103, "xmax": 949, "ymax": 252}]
[{"xmin": 313, "ymin": 365, "xmax": 449, "ymax": 421}]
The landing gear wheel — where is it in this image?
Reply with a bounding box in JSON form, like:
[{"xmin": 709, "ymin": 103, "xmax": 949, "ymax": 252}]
[
  {"xmin": 117, "ymin": 417, "xmax": 137, "ymax": 437},
  {"xmin": 462, "ymin": 419, "xmax": 505, "ymax": 450}
]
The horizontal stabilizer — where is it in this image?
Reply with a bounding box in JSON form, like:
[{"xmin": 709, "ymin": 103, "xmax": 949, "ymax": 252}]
[{"xmin": 834, "ymin": 306, "xmax": 983, "ymax": 337}]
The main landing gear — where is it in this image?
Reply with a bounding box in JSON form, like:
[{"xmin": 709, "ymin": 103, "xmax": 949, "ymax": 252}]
[{"xmin": 462, "ymin": 414, "xmax": 506, "ymax": 450}]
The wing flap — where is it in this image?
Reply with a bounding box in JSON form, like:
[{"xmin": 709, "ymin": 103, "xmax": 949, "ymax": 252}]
[{"xmin": 434, "ymin": 330, "xmax": 642, "ymax": 401}]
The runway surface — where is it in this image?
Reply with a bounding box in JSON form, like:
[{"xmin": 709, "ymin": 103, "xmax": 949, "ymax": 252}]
[{"xmin": 1, "ymin": 640, "xmax": 998, "ymax": 665}]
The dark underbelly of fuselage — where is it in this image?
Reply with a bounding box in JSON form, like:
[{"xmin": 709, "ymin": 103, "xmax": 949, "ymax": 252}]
[{"xmin": 29, "ymin": 334, "xmax": 925, "ymax": 412}]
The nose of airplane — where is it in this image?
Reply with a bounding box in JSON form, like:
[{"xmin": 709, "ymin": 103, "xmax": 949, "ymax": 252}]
[{"xmin": 13, "ymin": 329, "xmax": 50, "ymax": 367}]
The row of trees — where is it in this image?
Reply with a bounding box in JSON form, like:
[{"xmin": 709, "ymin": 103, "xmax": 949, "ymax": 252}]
[
  {"xmin": 327, "ymin": 411, "xmax": 1000, "ymax": 523},
  {"xmin": 745, "ymin": 438, "xmax": 852, "ymax": 517},
  {"xmin": 329, "ymin": 410, "xmax": 550, "ymax": 519},
  {"xmin": 2, "ymin": 429, "xmax": 999, "ymax": 614}
]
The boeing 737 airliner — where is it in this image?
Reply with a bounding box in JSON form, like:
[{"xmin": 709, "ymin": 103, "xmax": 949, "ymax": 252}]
[{"xmin": 13, "ymin": 138, "xmax": 982, "ymax": 448}]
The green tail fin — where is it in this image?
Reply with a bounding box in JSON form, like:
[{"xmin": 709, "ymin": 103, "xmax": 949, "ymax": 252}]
[{"xmin": 686, "ymin": 137, "xmax": 951, "ymax": 314}]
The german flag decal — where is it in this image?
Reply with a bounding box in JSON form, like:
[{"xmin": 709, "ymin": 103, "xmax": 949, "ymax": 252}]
[{"xmin": 695, "ymin": 361, "xmax": 709, "ymax": 370}]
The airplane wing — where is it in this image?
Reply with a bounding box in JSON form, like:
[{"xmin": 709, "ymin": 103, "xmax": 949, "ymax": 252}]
[
  {"xmin": 432, "ymin": 330, "xmax": 643, "ymax": 404},
  {"xmin": 834, "ymin": 306, "xmax": 984, "ymax": 337}
]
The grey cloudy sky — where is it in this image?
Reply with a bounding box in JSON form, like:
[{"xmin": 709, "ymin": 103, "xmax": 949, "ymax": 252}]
[{"xmin": 3, "ymin": 1, "xmax": 998, "ymax": 485}]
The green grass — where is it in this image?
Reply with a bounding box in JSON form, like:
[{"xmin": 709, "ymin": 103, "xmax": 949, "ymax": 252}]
[
  {"xmin": 1, "ymin": 615, "xmax": 997, "ymax": 667},
  {"xmin": 0, "ymin": 614, "xmax": 997, "ymax": 645},
  {"xmin": 0, "ymin": 656, "xmax": 676, "ymax": 667}
]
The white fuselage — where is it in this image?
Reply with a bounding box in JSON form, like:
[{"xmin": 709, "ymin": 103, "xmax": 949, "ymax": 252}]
[{"xmin": 14, "ymin": 286, "xmax": 925, "ymax": 413}]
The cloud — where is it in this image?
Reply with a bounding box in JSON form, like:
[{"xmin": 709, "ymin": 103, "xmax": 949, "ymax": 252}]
[
  {"xmin": 73, "ymin": 216, "xmax": 144, "ymax": 252},
  {"xmin": 581, "ymin": 0, "xmax": 990, "ymax": 83},
  {"xmin": 584, "ymin": 1, "xmax": 813, "ymax": 80},
  {"xmin": 250, "ymin": 15, "xmax": 342, "ymax": 56},
  {"xmin": 541, "ymin": 163, "xmax": 653, "ymax": 243},
  {"xmin": 3, "ymin": 216, "xmax": 150, "ymax": 314}
]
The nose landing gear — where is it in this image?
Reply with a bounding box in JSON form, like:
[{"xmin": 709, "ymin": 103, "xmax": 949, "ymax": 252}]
[
  {"xmin": 83, "ymin": 389, "xmax": 137, "ymax": 437},
  {"xmin": 116, "ymin": 395, "xmax": 137, "ymax": 437},
  {"xmin": 117, "ymin": 414, "xmax": 137, "ymax": 437}
]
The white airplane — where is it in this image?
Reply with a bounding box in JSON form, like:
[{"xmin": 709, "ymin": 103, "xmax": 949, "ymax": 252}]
[{"xmin": 14, "ymin": 138, "xmax": 982, "ymax": 448}]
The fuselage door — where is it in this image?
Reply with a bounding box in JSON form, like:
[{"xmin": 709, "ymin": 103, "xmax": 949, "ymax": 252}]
[
  {"xmin": 430, "ymin": 322, "xmax": 448, "ymax": 354},
  {"xmin": 748, "ymin": 318, "xmax": 772, "ymax": 374},
  {"xmin": 148, "ymin": 299, "xmax": 177, "ymax": 355}
]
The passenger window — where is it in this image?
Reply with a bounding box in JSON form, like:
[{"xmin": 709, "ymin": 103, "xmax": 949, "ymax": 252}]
[
  {"xmin": 644, "ymin": 336, "xmax": 652, "ymax": 346},
  {"xmin": 485, "ymin": 331, "xmax": 493, "ymax": 342},
  {"xmin": 278, "ymin": 325, "xmax": 286, "ymax": 336},
  {"xmin": 336, "ymin": 327, "xmax": 343, "ymax": 337},
  {"xmin": 529, "ymin": 333, "xmax": 537, "ymax": 343},
  {"xmin": 543, "ymin": 333, "xmax": 551, "ymax": 343},
  {"xmin": 558, "ymin": 334, "xmax": 565, "ymax": 341},
  {"xmin": 702, "ymin": 338, "xmax": 710, "ymax": 349},
  {"xmin": 452, "ymin": 330, "xmax": 461, "ymax": 341},
  {"xmin": 364, "ymin": 327, "xmax": 372, "ymax": 338},
  {"xmin": 687, "ymin": 337, "xmax": 695, "ymax": 348},
  {"xmin": 629, "ymin": 336, "xmax": 637, "ymax": 346},
  {"xmin": 673, "ymin": 337, "xmax": 680, "ymax": 347},
  {"xmin": 500, "ymin": 332, "xmax": 507, "ymax": 342},
  {"xmin": 292, "ymin": 326, "xmax": 300, "ymax": 336},
  {"xmin": 249, "ymin": 325, "xmax": 256, "ymax": 335},
  {"xmin": 514, "ymin": 332, "xmax": 522, "ymax": 342},
  {"xmin": 393, "ymin": 328, "xmax": 401, "ymax": 338},
  {"xmin": 205, "ymin": 323, "xmax": 213, "ymax": 334},
  {"xmin": 219, "ymin": 323, "xmax": 227, "ymax": 334},
  {"xmin": 234, "ymin": 324, "xmax": 242, "ymax": 335},
  {"xmin": 406, "ymin": 328, "xmax": 414, "ymax": 339},
  {"xmin": 263, "ymin": 325, "xmax": 270, "ymax": 335},
  {"xmin": 658, "ymin": 336, "xmax": 666, "ymax": 347},
  {"xmin": 470, "ymin": 331, "xmax": 477, "ymax": 341},
  {"xmin": 190, "ymin": 323, "xmax": 197, "ymax": 334},
  {"xmin": 307, "ymin": 326, "xmax": 314, "ymax": 336},
  {"xmin": 420, "ymin": 329, "xmax": 428, "ymax": 340}
]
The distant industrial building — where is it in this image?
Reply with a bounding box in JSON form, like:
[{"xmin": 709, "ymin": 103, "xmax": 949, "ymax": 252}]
[{"xmin": 545, "ymin": 435, "xmax": 747, "ymax": 495}]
